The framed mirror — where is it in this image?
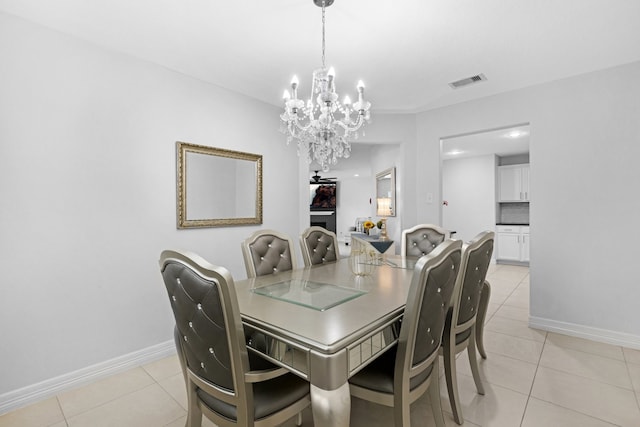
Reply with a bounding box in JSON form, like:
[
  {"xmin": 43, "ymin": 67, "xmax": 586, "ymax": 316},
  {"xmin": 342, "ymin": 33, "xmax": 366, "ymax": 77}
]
[
  {"xmin": 376, "ymin": 167, "xmax": 396, "ymax": 217},
  {"xmin": 177, "ymin": 142, "xmax": 263, "ymax": 228}
]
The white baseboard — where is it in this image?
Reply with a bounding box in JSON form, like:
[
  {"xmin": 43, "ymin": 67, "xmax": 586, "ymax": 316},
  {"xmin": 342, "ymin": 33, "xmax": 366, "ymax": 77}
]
[
  {"xmin": 529, "ymin": 316, "xmax": 640, "ymax": 350},
  {"xmin": 0, "ymin": 340, "xmax": 176, "ymax": 416}
]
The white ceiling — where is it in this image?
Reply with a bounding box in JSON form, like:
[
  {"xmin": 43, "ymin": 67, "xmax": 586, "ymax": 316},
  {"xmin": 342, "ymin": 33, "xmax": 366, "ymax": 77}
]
[
  {"xmin": 1, "ymin": 0, "xmax": 640, "ymax": 113},
  {"xmin": 441, "ymin": 125, "xmax": 530, "ymax": 160}
]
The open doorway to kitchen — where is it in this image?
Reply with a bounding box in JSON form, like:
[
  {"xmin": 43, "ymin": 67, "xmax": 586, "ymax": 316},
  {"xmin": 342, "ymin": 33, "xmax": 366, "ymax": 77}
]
[{"xmin": 440, "ymin": 124, "xmax": 530, "ymax": 262}]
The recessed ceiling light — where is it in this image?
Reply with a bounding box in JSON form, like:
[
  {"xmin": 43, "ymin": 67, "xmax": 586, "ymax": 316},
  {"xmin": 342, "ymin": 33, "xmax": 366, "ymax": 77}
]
[{"xmin": 505, "ymin": 130, "xmax": 527, "ymax": 138}]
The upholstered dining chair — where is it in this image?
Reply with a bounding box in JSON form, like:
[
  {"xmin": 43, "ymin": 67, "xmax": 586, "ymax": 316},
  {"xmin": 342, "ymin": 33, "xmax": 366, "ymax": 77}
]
[
  {"xmin": 159, "ymin": 250, "xmax": 311, "ymax": 427},
  {"xmin": 441, "ymin": 231, "xmax": 494, "ymax": 425},
  {"xmin": 241, "ymin": 230, "xmax": 297, "ymax": 278},
  {"xmin": 401, "ymin": 223, "xmax": 451, "ymax": 257},
  {"xmin": 349, "ymin": 239, "xmax": 462, "ymax": 427},
  {"xmin": 299, "ymin": 226, "xmax": 340, "ymax": 267}
]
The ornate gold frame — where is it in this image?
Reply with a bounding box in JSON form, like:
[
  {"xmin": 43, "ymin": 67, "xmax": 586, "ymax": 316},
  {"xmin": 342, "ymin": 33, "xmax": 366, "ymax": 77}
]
[{"xmin": 176, "ymin": 141, "xmax": 263, "ymax": 228}]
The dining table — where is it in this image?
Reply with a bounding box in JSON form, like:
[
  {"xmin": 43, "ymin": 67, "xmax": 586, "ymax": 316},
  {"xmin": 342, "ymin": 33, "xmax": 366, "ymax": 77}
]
[{"xmin": 234, "ymin": 255, "xmax": 420, "ymax": 427}]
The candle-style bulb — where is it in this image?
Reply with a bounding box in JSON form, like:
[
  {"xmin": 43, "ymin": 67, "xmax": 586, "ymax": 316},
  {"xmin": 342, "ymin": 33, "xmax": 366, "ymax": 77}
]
[
  {"xmin": 357, "ymin": 80, "xmax": 365, "ymax": 91},
  {"xmin": 290, "ymin": 75, "xmax": 299, "ymax": 100},
  {"xmin": 343, "ymin": 95, "xmax": 352, "ymax": 106},
  {"xmin": 328, "ymin": 67, "xmax": 336, "ymax": 78},
  {"xmin": 283, "ymin": 90, "xmax": 291, "ymax": 101}
]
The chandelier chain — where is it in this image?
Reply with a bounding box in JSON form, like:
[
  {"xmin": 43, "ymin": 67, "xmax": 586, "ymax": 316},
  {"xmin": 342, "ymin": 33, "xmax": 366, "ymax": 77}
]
[{"xmin": 321, "ymin": 3, "xmax": 326, "ymax": 69}]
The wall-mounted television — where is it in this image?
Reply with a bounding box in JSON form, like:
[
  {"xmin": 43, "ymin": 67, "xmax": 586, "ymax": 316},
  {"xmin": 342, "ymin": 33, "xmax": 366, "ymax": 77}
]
[{"xmin": 310, "ymin": 183, "xmax": 337, "ymax": 210}]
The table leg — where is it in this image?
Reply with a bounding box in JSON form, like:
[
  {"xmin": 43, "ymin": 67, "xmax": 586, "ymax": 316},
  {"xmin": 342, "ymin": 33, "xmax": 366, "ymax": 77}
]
[{"xmin": 310, "ymin": 382, "xmax": 351, "ymax": 427}]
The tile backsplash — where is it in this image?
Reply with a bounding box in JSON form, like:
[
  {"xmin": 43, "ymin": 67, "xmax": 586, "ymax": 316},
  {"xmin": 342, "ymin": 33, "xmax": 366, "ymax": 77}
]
[{"xmin": 499, "ymin": 202, "xmax": 529, "ymax": 224}]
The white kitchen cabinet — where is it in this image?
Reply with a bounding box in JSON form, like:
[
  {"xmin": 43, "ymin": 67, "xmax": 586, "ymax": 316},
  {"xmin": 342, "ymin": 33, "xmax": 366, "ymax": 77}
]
[
  {"xmin": 496, "ymin": 225, "xmax": 530, "ymax": 263},
  {"xmin": 521, "ymin": 230, "xmax": 530, "ymax": 262},
  {"xmin": 498, "ymin": 164, "xmax": 530, "ymax": 201}
]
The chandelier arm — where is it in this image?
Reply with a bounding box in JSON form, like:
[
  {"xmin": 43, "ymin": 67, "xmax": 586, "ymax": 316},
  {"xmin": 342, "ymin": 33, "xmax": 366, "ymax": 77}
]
[
  {"xmin": 291, "ymin": 118, "xmax": 314, "ymax": 133},
  {"xmin": 331, "ymin": 115, "xmax": 365, "ymax": 132}
]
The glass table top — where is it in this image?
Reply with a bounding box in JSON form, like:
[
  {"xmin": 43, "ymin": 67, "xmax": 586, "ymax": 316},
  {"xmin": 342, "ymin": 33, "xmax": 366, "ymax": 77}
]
[
  {"xmin": 251, "ymin": 279, "xmax": 366, "ymax": 311},
  {"xmin": 380, "ymin": 257, "xmax": 419, "ymax": 270}
]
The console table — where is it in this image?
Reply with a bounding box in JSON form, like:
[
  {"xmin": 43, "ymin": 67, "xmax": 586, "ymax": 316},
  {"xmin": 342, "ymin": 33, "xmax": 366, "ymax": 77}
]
[{"xmin": 350, "ymin": 232, "xmax": 395, "ymax": 254}]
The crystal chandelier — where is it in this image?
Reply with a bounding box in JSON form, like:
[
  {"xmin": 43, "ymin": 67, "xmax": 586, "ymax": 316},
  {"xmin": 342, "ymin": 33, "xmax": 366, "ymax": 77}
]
[{"xmin": 280, "ymin": 0, "xmax": 371, "ymax": 172}]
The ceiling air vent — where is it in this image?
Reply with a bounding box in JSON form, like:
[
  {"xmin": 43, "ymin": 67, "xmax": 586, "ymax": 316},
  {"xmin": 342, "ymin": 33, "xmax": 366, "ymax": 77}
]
[{"xmin": 449, "ymin": 73, "xmax": 487, "ymax": 89}]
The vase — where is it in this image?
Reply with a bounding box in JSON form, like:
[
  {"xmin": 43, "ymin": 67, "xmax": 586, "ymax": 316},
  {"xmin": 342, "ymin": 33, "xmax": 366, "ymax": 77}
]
[{"xmin": 349, "ymin": 248, "xmax": 376, "ymax": 276}]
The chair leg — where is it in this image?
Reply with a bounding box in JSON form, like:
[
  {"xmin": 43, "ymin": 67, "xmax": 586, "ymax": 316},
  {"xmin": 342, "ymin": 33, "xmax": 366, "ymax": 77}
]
[
  {"xmin": 468, "ymin": 328, "xmax": 485, "ymax": 395},
  {"xmin": 429, "ymin": 357, "xmax": 446, "ymax": 427},
  {"xmin": 476, "ymin": 281, "xmax": 491, "ymax": 359},
  {"xmin": 392, "ymin": 387, "xmax": 412, "ymax": 427},
  {"xmin": 186, "ymin": 384, "xmax": 203, "ymax": 427},
  {"xmin": 443, "ymin": 337, "xmax": 464, "ymax": 425}
]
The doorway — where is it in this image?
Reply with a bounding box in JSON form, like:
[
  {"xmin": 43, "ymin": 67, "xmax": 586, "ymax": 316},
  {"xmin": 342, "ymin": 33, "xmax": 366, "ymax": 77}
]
[{"xmin": 440, "ymin": 124, "xmax": 530, "ymax": 244}]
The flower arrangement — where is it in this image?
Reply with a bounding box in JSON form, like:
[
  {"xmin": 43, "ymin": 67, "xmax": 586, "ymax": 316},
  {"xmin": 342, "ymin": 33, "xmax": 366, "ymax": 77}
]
[{"xmin": 363, "ymin": 220, "xmax": 375, "ymax": 234}]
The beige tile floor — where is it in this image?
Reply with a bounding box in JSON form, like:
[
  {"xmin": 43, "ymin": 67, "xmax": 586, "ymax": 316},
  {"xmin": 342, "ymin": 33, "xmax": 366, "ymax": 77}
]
[{"xmin": 2, "ymin": 264, "xmax": 640, "ymax": 426}]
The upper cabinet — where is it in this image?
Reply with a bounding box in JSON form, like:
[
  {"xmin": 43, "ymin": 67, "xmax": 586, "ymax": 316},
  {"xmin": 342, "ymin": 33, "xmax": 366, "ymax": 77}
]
[{"xmin": 498, "ymin": 164, "xmax": 530, "ymax": 202}]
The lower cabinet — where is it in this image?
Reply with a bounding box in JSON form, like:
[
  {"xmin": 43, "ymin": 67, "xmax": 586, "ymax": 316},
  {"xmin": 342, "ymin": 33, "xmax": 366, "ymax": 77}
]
[{"xmin": 496, "ymin": 225, "xmax": 529, "ymax": 263}]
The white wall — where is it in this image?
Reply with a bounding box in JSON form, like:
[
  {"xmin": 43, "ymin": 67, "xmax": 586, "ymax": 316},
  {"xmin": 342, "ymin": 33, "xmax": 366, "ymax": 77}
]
[
  {"xmin": 413, "ymin": 61, "xmax": 640, "ymax": 345},
  {"xmin": 0, "ymin": 12, "xmax": 301, "ymax": 399},
  {"xmin": 442, "ymin": 155, "xmax": 497, "ymax": 243}
]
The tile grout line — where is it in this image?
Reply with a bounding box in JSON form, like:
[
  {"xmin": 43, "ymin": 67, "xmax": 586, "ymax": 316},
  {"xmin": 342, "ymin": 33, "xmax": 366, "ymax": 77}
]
[
  {"xmin": 54, "ymin": 368, "xmax": 159, "ymax": 423},
  {"xmin": 54, "ymin": 396, "xmax": 69, "ymax": 426},
  {"xmin": 621, "ymin": 351, "xmax": 640, "ymax": 415},
  {"xmin": 144, "ymin": 361, "xmax": 189, "ymax": 426},
  {"xmin": 536, "ymin": 362, "xmax": 636, "ymax": 395},
  {"xmin": 487, "ymin": 271, "xmax": 535, "ymax": 427},
  {"xmin": 518, "ymin": 328, "xmax": 548, "ymax": 426}
]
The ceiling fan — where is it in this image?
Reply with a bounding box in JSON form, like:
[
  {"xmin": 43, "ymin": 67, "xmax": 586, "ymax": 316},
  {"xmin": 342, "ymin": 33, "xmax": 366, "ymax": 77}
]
[{"xmin": 310, "ymin": 170, "xmax": 337, "ymax": 183}]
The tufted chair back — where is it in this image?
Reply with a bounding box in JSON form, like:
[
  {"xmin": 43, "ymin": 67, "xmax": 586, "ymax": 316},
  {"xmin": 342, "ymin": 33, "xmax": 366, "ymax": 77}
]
[
  {"xmin": 440, "ymin": 231, "xmax": 494, "ymax": 425},
  {"xmin": 401, "ymin": 239, "xmax": 461, "ymax": 371},
  {"xmin": 162, "ymin": 257, "xmax": 237, "ymax": 390},
  {"xmin": 454, "ymin": 231, "xmax": 494, "ymax": 328},
  {"xmin": 160, "ymin": 250, "xmax": 250, "ymax": 423},
  {"xmin": 299, "ymin": 226, "xmax": 340, "ymax": 267},
  {"xmin": 241, "ymin": 230, "xmax": 297, "ymax": 278},
  {"xmin": 401, "ymin": 224, "xmax": 451, "ymax": 257},
  {"xmin": 159, "ymin": 250, "xmax": 311, "ymax": 427},
  {"xmin": 348, "ymin": 239, "xmax": 461, "ymax": 427}
]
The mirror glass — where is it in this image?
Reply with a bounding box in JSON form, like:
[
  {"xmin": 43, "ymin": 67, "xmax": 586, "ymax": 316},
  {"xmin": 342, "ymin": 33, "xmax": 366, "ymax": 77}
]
[
  {"xmin": 376, "ymin": 167, "xmax": 396, "ymax": 217},
  {"xmin": 177, "ymin": 142, "xmax": 262, "ymax": 228}
]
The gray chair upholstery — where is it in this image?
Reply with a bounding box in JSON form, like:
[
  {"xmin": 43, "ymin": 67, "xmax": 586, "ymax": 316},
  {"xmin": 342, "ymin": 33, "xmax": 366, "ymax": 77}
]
[
  {"xmin": 241, "ymin": 230, "xmax": 297, "ymax": 278},
  {"xmin": 299, "ymin": 226, "xmax": 340, "ymax": 267},
  {"xmin": 349, "ymin": 239, "xmax": 462, "ymax": 427},
  {"xmin": 159, "ymin": 250, "xmax": 311, "ymax": 427},
  {"xmin": 401, "ymin": 224, "xmax": 451, "ymax": 257},
  {"xmin": 441, "ymin": 231, "xmax": 494, "ymax": 425}
]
